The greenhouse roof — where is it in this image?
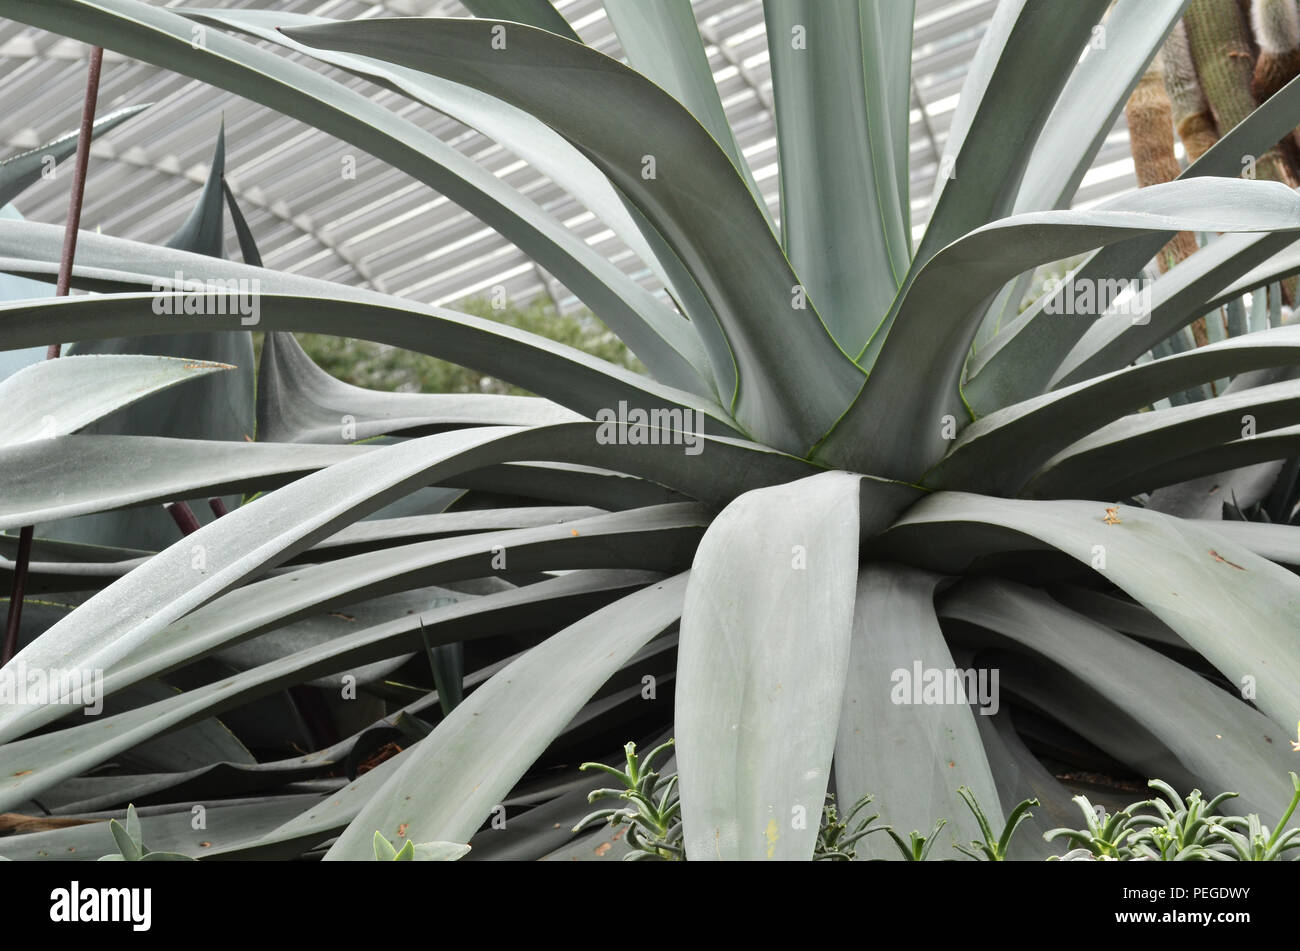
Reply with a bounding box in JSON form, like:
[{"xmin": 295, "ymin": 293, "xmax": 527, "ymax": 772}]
[{"xmin": 0, "ymin": 0, "xmax": 1144, "ymax": 314}]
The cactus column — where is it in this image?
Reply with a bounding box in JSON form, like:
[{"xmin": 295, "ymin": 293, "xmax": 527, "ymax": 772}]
[{"xmin": 1183, "ymin": 0, "xmax": 1298, "ymax": 185}]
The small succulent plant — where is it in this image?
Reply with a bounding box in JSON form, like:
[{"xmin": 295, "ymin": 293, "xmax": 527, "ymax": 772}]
[
  {"xmin": 814, "ymin": 793, "xmax": 889, "ymax": 861},
  {"xmin": 371, "ymin": 831, "xmax": 471, "ymax": 862},
  {"xmin": 1126, "ymin": 780, "xmax": 1239, "ymax": 861},
  {"xmin": 573, "ymin": 739, "xmax": 684, "ymax": 861},
  {"xmin": 1046, "ymin": 772, "xmax": 1300, "ymax": 861},
  {"xmin": 1044, "ymin": 795, "xmax": 1155, "ymax": 860},
  {"xmin": 98, "ymin": 804, "xmax": 195, "ymax": 862},
  {"xmin": 885, "ymin": 819, "xmax": 949, "ymax": 862},
  {"xmin": 953, "ymin": 787, "xmax": 1040, "ymax": 861}
]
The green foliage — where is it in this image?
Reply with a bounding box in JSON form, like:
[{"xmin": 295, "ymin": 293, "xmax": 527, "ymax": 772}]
[
  {"xmin": 1046, "ymin": 774, "xmax": 1300, "ymax": 861},
  {"xmin": 952, "ymin": 787, "xmax": 1039, "ymax": 861},
  {"xmin": 372, "ymin": 830, "xmax": 470, "ymax": 861},
  {"xmin": 1044, "ymin": 795, "xmax": 1155, "ymax": 860},
  {"xmin": 1207, "ymin": 772, "xmax": 1300, "ymax": 861},
  {"xmin": 814, "ymin": 793, "xmax": 888, "ymax": 861},
  {"xmin": 574, "ymin": 740, "xmax": 888, "ymax": 861},
  {"xmin": 98, "ymin": 804, "xmax": 196, "ymax": 862},
  {"xmin": 1127, "ymin": 780, "xmax": 1240, "ymax": 861},
  {"xmin": 884, "ymin": 820, "xmax": 948, "ymax": 862},
  {"xmin": 574, "ymin": 739, "xmax": 683, "ymax": 861}
]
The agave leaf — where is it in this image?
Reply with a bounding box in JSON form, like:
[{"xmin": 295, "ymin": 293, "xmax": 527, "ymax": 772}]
[
  {"xmin": 1048, "ymin": 585, "xmax": 1186, "ymax": 649},
  {"xmin": 1099, "ymin": 425, "xmax": 1300, "ymax": 501},
  {"xmin": 859, "ymin": 0, "xmax": 915, "ymax": 242},
  {"xmin": 968, "ymin": 69, "xmax": 1300, "ymax": 410},
  {"xmin": 50, "ymin": 753, "xmax": 337, "ymax": 816},
  {"xmin": 250, "ymin": 750, "xmax": 415, "ymax": 859},
  {"xmin": 972, "ymin": 0, "xmax": 1191, "ymax": 348},
  {"xmin": 1139, "ymin": 357, "xmax": 1300, "ymax": 516},
  {"xmin": 163, "ymin": 120, "xmax": 227, "ymax": 257},
  {"xmin": 221, "ymin": 180, "xmax": 260, "ymax": 267},
  {"xmin": 969, "ymin": 230, "xmax": 1295, "ymax": 416},
  {"xmin": 458, "ymin": 0, "xmax": 578, "ymax": 39},
  {"xmin": 215, "ymin": 587, "xmax": 456, "ymax": 687},
  {"xmin": 0, "ymin": 557, "xmax": 143, "ymax": 595},
  {"xmin": 0, "ymin": 104, "xmax": 149, "ymax": 206},
  {"xmin": 929, "ymin": 325, "xmax": 1300, "ymax": 493},
  {"xmin": 1208, "ymin": 239, "xmax": 1300, "ymax": 307},
  {"xmin": 323, "ymin": 574, "xmax": 688, "ymax": 859},
  {"xmin": 0, "ymin": 535, "xmax": 148, "ymax": 564},
  {"xmin": 1024, "ymin": 379, "xmax": 1300, "ymax": 498},
  {"xmin": 874, "ymin": 494, "xmax": 1300, "ymax": 732},
  {"xmin": 0, "ymin": 355, "xmax": 230, "ymax": 447},
  {"xmin": 58, "ymin": 125, "xmax": 255, "ymax": 550},
  {"xmin": 911, "ymin": 0, "xmax": 1111, "ymax": 271},
  {"xmin": 761, "ymin": 0, "xmax": 910, "ymax": 350},
  {"xmin": 1016, "ymin": 0, "xmax": 1188, "ymax": 213},
  {"xmin": 0, "ymin": 436, "xmax": 369, "ymax": 529},
  {"xmin": 940, "ymin": 579, "xmax": 1296, "ymax": 816},
  {"xmin": 0, "ymin": 417, "xmax": 814, "ymax": 530},
  {"xmin": 0, "ymin": 428, "xmax": 527, "ymax": 728},
  {"xmin": 0, "ymin": 0, "xmax": 707, "ymax": 396},
  {"xmin": 107, "ymin": 681, "xmax": 255, "ymax": 772},
  {"xmin": 282, "ymin": 15, "xmax": 866, "ymax": 454},
  {"xmin": 1051, "ymin": 232, "xmax": 1300, "ymax": 388},
  {"xmin": 834, "ymin": 564, "xmax": 1002, "ymax": 861},
  {"xmin": 0, "ymin": 217, "xmax": 729, "ymax": 424},
  {"xmin": 0, "ymin": 286, "xmax": 739, "ymax": 438},
  {"xmin": 1, "ymin": 420, "xmax": 814, "ymax": 534},
  {"xmin": 465, "ymin": 772, "xmax": 612, "ymax": 861},
  {"xmin": 257, "ymin": 677, "xmax": 625, "ymax": 859},
  {"xmin": 675, "ymin": 472, "xmax": 877, "ymax": 861},
  {"xmin": 1186, "ymin": 519, "xmax": 1300, "ymax": 567},
  {"xmin": 0, "ymin": 210, "xmax": 49, "ymax": 382},
  {"xmin": 288, "ymin": 507, "xmax": 605, "ymax": 561},
  {"xmin": 256, "ymin": 332, "xmax": 581, "ymax": 444},
  {"xmin": 414, "ymin": 460, "xmax": 687, "ymax": 511},
  {"xmin": 816, "ymin": 180, "xmax": 1300, "ymax": 479},
  {"xmin": 605, "ymin": 0, "xmax": 768, "ymax": 225}
]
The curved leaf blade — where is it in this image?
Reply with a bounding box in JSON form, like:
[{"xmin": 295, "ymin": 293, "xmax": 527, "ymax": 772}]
[
  {"xmin": 0, "ymin": 354, "xmax": 230, "ymax": 446},
  {"xmin": 875, "ymin": 493, "xmax": 1300, "ymax": 732},
  {"xmin": 834, "ymin": 564, "xmax": 1003, "ymax": 860},
  {"xmin": 676, "ymin": 472, "xmax": 863, "ymax": 860}
]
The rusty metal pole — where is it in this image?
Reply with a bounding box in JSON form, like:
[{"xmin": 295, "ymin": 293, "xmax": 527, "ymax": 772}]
[{"xmin": 2, "ymin": 45, "xmax": 104, "ymax": 665}]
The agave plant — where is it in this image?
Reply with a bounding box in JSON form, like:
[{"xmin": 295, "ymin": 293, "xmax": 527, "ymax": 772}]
[{"xmin": 0, "ymin": 0, "xmax": 1299, "ymax": 862}]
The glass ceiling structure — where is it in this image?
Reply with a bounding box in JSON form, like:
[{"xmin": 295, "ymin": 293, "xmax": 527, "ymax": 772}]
[{"xmin": 0, "ymin": 0, "xmax": 1144, "ymax": 316}]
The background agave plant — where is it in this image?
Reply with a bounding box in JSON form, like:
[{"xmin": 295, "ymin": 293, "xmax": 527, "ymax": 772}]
[{"xmin": 0, "ymin": 0, "xmax": 1298, "ymax": 862}]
